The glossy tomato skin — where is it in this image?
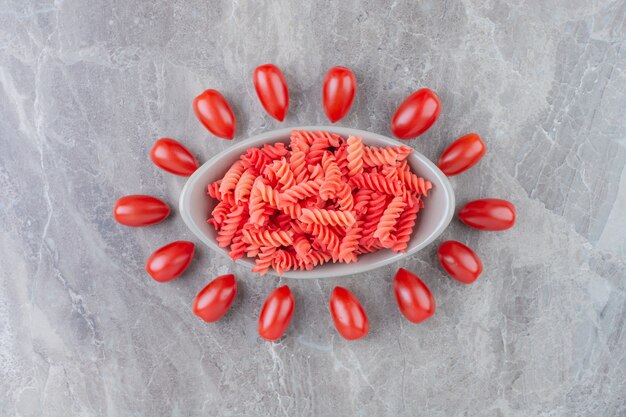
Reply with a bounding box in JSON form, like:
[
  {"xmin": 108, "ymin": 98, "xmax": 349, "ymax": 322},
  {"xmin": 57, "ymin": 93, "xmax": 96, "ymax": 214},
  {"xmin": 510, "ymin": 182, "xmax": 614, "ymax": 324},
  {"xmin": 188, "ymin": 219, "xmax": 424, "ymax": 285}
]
[
  {"xmin": 437, "ymin": 241, "xmax": 483, "ymax": 284},
  {"xmin": 193, "ymin": 274, "xmax": 237, "ymax": 322},
  {"xmin": 145, "ymin": 241, "xmax": 195, "ymax": 283},
  {"xmin": 323, "ymin": 66, "xmax": 356, "ymax": 123},
  {"xmin": 391, "ymin": 88, "xmax": 441, "ymax": 139},
  {"xmin": 192, "ymin": 89, "xmax": 236, "ymax": 139},
  {"xmin": 458, "ymin": 199, "xmax": 516, "ymax": 231},
  {"xmin": 113, "ymin": 195, "xmax": 170, "ymax": 227},
  {"xmin": 438, "ymin": 133, "xmax": 486, "ymax": 176},
  {"xmin": 150, "ymin": 138, "xmax": 199, "ymax": 176},
  {"xmin": 393, "ymin": 268, "xmax": 435, "ymax": 323},
  {"xmin": 258, "ymin": 286, "xmax": 295, "ymax": 341},
  {"xmin": 253, "ymin": 64, "xmax": 289, "ymax": 121},
  {"xmin": 329, "ymin": 287, "xmax": 369, "ymax": 340}
]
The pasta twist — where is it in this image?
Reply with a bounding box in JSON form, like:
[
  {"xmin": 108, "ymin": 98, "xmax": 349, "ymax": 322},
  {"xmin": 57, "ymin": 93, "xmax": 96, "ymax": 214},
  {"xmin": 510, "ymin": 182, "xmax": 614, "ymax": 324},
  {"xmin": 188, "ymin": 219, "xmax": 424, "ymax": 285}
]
[
  {"xmin": 346, "ymin": 136, "xmax": 365, "ymax": 177},
  {"xmin": 255, "ymin": 179, "xmax": 281, "ymax": 208},
  {"xmin": 301, "ymin": 208, "xmax": 356, "ymax": 227},
  {"xmin": 373, "ymin": 195, "xmax": 406, "ymax": 243},
  {"xmin": 219, "ymin": 160, "xmax": 246, "ymax": 194},
  {"xmin": 353, "ymin": 188, "xmax": 374, "ymax": 214},
  {"xmin": 289, "ymin": 150, "xmax": 308, "ymax": 184},
  {"xmin": 391, "ymin": 195, "xmax": 421, "ymax": 253},
  {"xmin": 350, "ymin": 173, "xmax": 403, "ymax": 195},
  {"xmin": 397, "ymin": 166, "xmax": 432, "ymax": 196},
  {"xmin": 242, "ymin": 229, "xmax": 294, "ymax": 247},
  {"xmin": 234, "ymin": 168, "xmax": 257, "ymax": 204},
  {"xmin": 268, "ymin": 158, "xmax": 295, "ymax": 190},
  {"xmin": 251, "ymin": 246, "xmax": 276, "ymax": 275},
  {"xmin": 363, "ymin": 145, "xmax": 413, "ymax": 167},
  {"xmin": 261, "ymin": 142, "xmax": 289, "ymax": 160},
  {"xmin": 319, "ymin": 152, "xmax": 342, "ymax": 200},
  {"xmin": 280, "ymin": 179, "xmax": 322, "ymax": 207},
  {"xmin": 216, "ymin": 205, "xmax": 246, "ymax": 248},
  {"xmin": 302, "ymin": 223, "xmax": 341, "ymax": 257},
  {"xmin": 271, "ymin": 249, "xmax": 298, "ymax": 275},
  {"xmin": 241, "ymin": 148, "xmax": 270, "ymax": 172},
  {"xmin": 338, "ymin": 222, "xmax": 362, "ymax": 263},
  {"xmin": 359, "ymin": 192, "xmax": 387, "ymax": 249},
  {"xmin": 228, "ymin": 231, "xmax": 246, "ymax": 261},
  {"xmin": 335, "ymin": 183, "xmax": 355, "ymax": 212}
]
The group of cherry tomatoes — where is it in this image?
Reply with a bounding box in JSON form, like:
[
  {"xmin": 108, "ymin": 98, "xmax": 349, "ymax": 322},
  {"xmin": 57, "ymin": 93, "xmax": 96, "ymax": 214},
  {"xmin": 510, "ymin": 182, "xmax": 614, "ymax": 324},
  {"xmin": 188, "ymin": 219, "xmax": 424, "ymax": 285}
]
[
  {"xmin": 192, "ymin": 63, "xmax": 445, "ymax": 141},
  {"xmin": 191, "ymin": 268, "xmax": 434, "ymax": 341},
  {"xmin": 113, "ymin": 62, "xmax": 517, "ymax": 342}
]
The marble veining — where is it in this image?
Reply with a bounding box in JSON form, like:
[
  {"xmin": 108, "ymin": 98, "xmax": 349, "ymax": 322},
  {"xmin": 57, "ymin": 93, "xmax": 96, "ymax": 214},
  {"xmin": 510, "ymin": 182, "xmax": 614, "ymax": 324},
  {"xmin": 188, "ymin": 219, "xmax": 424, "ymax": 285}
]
[{"xmin": 0, "ymin": 0, "xmax": 624, "ymax": 416}]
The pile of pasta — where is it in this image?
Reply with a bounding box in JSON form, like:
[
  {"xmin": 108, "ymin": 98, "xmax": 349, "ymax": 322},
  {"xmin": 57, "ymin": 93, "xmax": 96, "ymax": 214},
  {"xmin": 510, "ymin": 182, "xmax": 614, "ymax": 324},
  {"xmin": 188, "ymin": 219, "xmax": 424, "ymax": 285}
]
[{"xmin": 207, "ymin": 130, "xmax": 432, "ymax": 275}]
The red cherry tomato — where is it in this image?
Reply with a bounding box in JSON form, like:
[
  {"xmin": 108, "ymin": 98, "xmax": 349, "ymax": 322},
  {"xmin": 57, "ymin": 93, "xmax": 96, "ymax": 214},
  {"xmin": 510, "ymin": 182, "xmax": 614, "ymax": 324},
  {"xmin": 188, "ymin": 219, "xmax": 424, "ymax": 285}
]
[
  {"xmin": 145, "ymin": 241, "xmax": 195, "ymax": 283},
  {"xmin": 193, "ymin": 89, "xmax": 236, "ymax": 139},
  {"xmin": 113, "ymin": 195, "xmax": 170, "ymax": 227},
  {"xmin": 150, "ymin": 138, "xmax": 199, "ymax": 176},
  {"xmin": 258, "ymin": 286, "xmax": 295, "ymax": 341},
  {"xmin": 458, "ymin": 198, "xmax": 516, "ymax": 231},
  {"xmin": 391, "ymin": 88, "xmax": 441, "ymax": 139},
  {"xmin": 438, "ymin": 133, "xmax": 486, "ymax": 176},
  {"xmin": 393, "ymin": 268, "xmax": 435, "ymax": 323},
  {"xmin": 322, "ymin": 66, "xmax": 356, "ymax": 123},
  {"xmin": 437, "ymin": 241, "xmax": 483, "ymax": 284},
  {"xmin": 329, "ymin": 287, "xmax": 369, "ymax": 340},
  {"xmin": 193, "ymin": 274, "xmax": 237, "ymax": 322},
  {"xmin": 253, "ymin": 64, "xmax": 289, "ymax": 122}
]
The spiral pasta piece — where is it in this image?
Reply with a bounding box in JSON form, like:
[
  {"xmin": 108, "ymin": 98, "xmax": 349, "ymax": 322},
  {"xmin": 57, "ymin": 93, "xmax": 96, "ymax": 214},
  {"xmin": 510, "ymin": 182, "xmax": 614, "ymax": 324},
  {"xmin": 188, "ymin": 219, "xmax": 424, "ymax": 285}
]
[
  {"xmin": 346, "ymin": 136, "xmax": 365, "ymax": 177},
  {"xmin": 373, "ymin": 195, "xmax": 406, "ymax": 243},
  {"xmin": 234, "ymin": 168, "xmax": 257, "ymax": 204},
  {"xmin": 219, "ymin": 160, "xmax": 246, "ymax": 194},
  {"xmin": 272, "ymin": 249, "xmax": 298, "ymax": 275},
  {"xmin": 216, "ymin": 205, "xmax": 246, "ymax": 248},
  {"xmin": 397, "ymin": 165, "xmax": 432, "ymax": 196},
  {"xmin": 262, "ymin": 142, "xmax": 289, "ymax": 160},
  {"xmin": 241, "ymin": 148, "xmax": 270, "ymax": 172},
  {"xmin": 289, "ymin": 150, "xmax": 308, "ymax": 184},
  {"xmin": 251, "ymin": 246, "xmax": 276, "ymax": 275},
  {"xmin": 301, "ymin": 208, "xmax": 356, "ymax": 227},
  {"xmin": 335, "ymin": 183, "xmax": 354, "ymax": 212},
  {"xmin": 350, "ymin": 172, "xmax": 403, "ymax": 195},
  {"xmin": 242, "ymin": 229, "xmax": 294, "ymax": 247},
  {"xmin": 363, "ymin": 145, "xmax": 413, "ymax": 167},
  {"xmin": 319, "ymin": 152, "xmax": 342, "ymax": 200},
  {"xmin": 338, "ymin": 222, "xmax": 362, "ymax": 263},
  {"xmin": 268, "ymin": 158, "xmax": 295, "ymax": 190},
  {"xmin": 228, "ymin": 232, "xmax": 246, "ymax": 261},
  {"xmin": 279, "ymin": 179, "xmax": 322, "ymax": 207},
  {"xmin": 391, "ymin": 195, "xmax": 420, "ymax": 253},
  {"xmin": 359, "ymin": 192, "xmax": 387, "ymax": 249},
  {"xmin": 255, "ymin": 179, "xmax": 281, "ymax": 208}
]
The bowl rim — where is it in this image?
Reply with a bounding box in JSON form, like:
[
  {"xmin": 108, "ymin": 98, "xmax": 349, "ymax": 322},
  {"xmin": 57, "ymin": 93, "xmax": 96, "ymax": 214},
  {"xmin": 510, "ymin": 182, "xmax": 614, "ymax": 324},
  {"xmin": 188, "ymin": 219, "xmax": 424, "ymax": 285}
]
[{"xmin": 179, "ymin": 126, "xmax": 455, "ymax": 279}]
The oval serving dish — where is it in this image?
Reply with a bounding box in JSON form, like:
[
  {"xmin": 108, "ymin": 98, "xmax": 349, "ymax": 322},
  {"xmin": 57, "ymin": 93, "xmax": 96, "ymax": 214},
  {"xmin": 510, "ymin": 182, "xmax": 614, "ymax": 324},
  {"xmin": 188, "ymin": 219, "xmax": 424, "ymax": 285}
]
[{"xmin": 179, "ymin": 126, "xmax": 455, "ymax": 279}]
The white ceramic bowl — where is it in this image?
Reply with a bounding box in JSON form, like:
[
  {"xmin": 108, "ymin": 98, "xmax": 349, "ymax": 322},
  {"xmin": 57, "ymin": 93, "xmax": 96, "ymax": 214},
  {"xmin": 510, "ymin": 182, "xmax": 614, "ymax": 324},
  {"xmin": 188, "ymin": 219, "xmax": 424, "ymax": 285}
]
[{"xmin": 180, "ymin": 126, "xmax": 455, "ymax": 279}]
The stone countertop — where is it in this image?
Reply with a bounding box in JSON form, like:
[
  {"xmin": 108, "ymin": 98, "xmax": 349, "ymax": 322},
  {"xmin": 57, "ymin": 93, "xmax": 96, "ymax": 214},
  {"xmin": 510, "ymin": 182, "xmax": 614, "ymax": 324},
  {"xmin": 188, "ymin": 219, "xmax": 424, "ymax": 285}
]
[{"xmin": 1, "ymin": 1, "xmax": 624, "ymax": 416}]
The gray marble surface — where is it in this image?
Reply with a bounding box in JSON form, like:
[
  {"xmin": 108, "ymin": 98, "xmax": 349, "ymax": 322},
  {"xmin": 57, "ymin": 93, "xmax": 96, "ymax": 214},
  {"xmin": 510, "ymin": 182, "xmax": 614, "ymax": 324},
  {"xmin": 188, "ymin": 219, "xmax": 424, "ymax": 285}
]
[{"xmin": 1, "ymin": 0, "xmax": 625, "ymax": 416}]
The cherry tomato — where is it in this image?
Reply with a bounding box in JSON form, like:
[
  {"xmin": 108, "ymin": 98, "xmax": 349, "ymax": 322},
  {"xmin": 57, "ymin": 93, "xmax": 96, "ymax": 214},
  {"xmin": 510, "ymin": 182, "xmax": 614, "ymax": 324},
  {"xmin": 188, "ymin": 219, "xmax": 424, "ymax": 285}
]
[
  {"xmin": 113, "ymin": 195, "xmax": 170, "ymax": 227},
  {"xmin": 150, "ymin": 138, "xmax": 199, "ymax": 176},
  {"xmin": 193, "ymin": 89, "xmax": 236, "ymax": 139},
  {"xmin": 458, "ymin": 198, "xmax": 516, "ymax": 231},
  {"xmin": 322, "ymin": 66, "xmax": 356, "ymax": 123},
  {"xmin": 329, "ymin": 287, "xmax": 369, "ymax": 340},
  {"xmin": 437, "ymin": 241, "xmax": 483, "ymax": 284},
  {"xmin": 438, "ymin": 133, "xmax": 486, "ymax": 176},
  {"xmin": 391, "ymin": 88, "xmax": 441, "ymax": 139},
  {"xmin": 253, "ymin": 64, "xmax": 289, "ymax": 122},
  {"xmin": 393, "ymin": 268, "xmax": 435, "ymax": 323},
  {"xmin": 258, "ymin": 286, "xmax": 294, "ymax": 341},
  {"xmin": 145, "ymin": 241, "xmax": 195, "ymax": 283},
  {"xmin": 192, "ymin": 274, "xmax": 237, "ymax": 322}
]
